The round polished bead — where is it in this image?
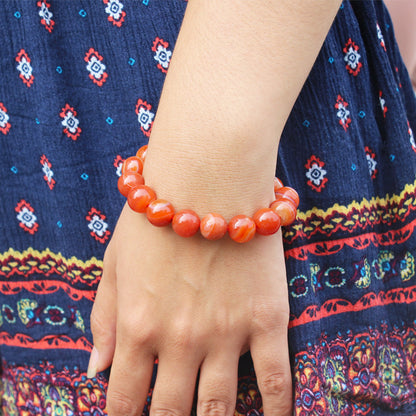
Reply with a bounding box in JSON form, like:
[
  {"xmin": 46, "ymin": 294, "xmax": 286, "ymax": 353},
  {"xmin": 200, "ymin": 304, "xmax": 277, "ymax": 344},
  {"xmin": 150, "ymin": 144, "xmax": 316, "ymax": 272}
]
[
  {"xmin": 118, "ymin": 172, "xmax": 144, "ymax": 197},
  {"xmin": 270, "ymin": 199, "xmax": 297, "ymax": 226},
  {"xmin": 253, "ymin": 208, "xmax": 281, "ymax": 235},
  {"xmin": 274, "ymin": 186, "xmax": 299, "ymax": 208},
  {"xmin": 136, "ymin": 145, "xmax": 148, "ymax": 161},
  {"xmin": 127, "ymin": 185, "xmax": 157, "ymax": 213},
  {"xmin": 274, "ymin": 177, "xmax": 284, "ymax": 194},
  {"xmin": 146, "ymin": 199, "xmax": 175, "ymax": 227},
  {"xmin": 200, "ymin": 213, "xmax": 228, "ymax": 240},
  {"xmin": 172, "ymin": 209, "xmax": 201, "ymax": 238},
  {"xmin": 228, "ymin": 215, "xmax": 256, "ymax": 243},
  {"xmin": 122, "ymin": 156, "xmax": 143, "ymax": 175}
]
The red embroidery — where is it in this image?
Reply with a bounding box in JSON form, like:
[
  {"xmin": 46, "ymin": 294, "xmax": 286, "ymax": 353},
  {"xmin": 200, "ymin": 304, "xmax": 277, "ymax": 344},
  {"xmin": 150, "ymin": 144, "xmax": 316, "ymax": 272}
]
[
  {"xmin": 37, "ymin": 1, "xmax": 55, "ymax": 33},
  {"xmin": 84, "ymin": 48, "xmax": 108, "ymax": 86},
  {"xmin": 285, "ymin": 216, "xmax": 416, "ymax": 261},
  {"xmin": 103, "ymin": 0, "xmax": 126, "ymax": 27},
  {"xmin": 364, "ymin": 146, "xmax": 377, "ymax": 179},
  {"xmin": 152, "ymin": 37, "xmax": 172, "ymax": 73},
  {"xmin": 335, "ymin": 95, "xmax": 351, "ymax": 131},
  {"xmin": 60, "ymin": 104, "xmax": 82, "ymax": 141},
  {"xmin": 343, "ymin": 38, "xmax": 362, "ymax": 76},
  {"xmin": 86, "ymin": 208, "xmax": 111, "ymax": 244},
  {"xmin": 379, "ymin": 90, "xmax": 387, "ymax": 118},
  {"xmin": 15, "ymin": 200, "xmax": 39, "ymax": 235},
  {"xmin": 40, "ymin": 155, "xmax": 56, "ymax": 190},
  {"xmin": 135, "ymin": 99, "xmax": 154, "ymax": 137},
  {"xmin": 305, "ymin": 155, "xmax": 328, "ymax": 192},
  {"xmin": 0, "ymin": 102, "xmax": 11, "ymax": 135},
  {"xmin": 15, "ymin": 49, "xmax": 34, "ymax": 87}
]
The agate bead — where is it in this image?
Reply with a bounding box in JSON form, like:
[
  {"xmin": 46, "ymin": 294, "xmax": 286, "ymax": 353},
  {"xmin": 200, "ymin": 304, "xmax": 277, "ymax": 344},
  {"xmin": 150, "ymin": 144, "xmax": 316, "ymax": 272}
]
[
  {"xmin": 270, "ymin": 200, "xmax": 297, "ymax": 226},
  {"xmin": 172, "ymin": 209, "xmax": 201, "ymax": 237},
  {"xmin": 200, "ymin": 213, "xmax": 227, "ymax": 240},
  {"xmin": 127, "ymin": 185, "xmax": 156, "ymax": 213},
  {"xmin": 228, "ymin": 215, "xmax": 256, "ymax": 243},
  {"xmin": 122, "ymin": 156, "xmax": 143, "ymax": 175},
  {"xmin": 118, "ymin": 172, "xmax": 144, "ymax": 197},
  {"xmin": 253, "ymin": 208, "xmax": 281, "ymax": 235},
  {"xmin": 273, "ymin": 177, "xmax": 284, "ymax": 193},
  {"xmin": 136, "ymin": 145, "xmax": 148, "ymax": 161},
  {"xmin": 274, "ymin": 186, "xmax": 299, "ymax": 208},
  {"xmin": 146, "ymin": 199, "xmax": 175, "ymax": 227}
]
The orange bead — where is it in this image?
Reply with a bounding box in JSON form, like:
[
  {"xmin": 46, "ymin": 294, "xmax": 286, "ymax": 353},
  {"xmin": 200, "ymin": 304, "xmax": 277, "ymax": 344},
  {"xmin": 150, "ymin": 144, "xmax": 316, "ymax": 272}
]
[
  {"xmin": 200, "ymin": 213, "xmax": 227, "ymax": 240},
  {"xmin": 274, "ymin": 177, "xmax": 284, "ymax": 193},
  {"xmin": 122, "ymin": 156, "xmax": 143, "ymax": 175},
  {"xmin": 146, "ymin": 199, "xmax": 175, "ymax": 227},
  {"xmin": 270, "ymin": 200, "xmax": 297, "ymax": 226},
  {"xmin": 228, "ymin": 215, "xmax": 256, "ymax": 243},
  {"xmin": 136, "ymin": 145, "xmax": 148, "ymax": 161},
  {"xmin": 127, "ymin": 185, "xmax": 156, "ymax": 213},
  {"xmin": 118, "ymin": 172, "xmax": 144, "ymax": 197},
  {"xmin": 274, "ymin": 186, "xmax": 299, "ymax": 208},
  {"xmin": 172, "ymin": 209, "xmax": 201, "ymax": 238},
  {"xmin": 253, "ymin": 208, "xmax": 281, "ymax": 235}
]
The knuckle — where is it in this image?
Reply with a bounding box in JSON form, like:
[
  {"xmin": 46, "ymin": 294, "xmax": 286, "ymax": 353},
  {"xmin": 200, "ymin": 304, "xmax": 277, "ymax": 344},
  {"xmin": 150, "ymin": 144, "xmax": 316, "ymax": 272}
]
[
  {"xmin": 107, "ymin": 389, "xmax": 138, "ymax": 416},
  {"xmin": 198, "ymin": 398, "xmax": 232, "ymax": 416},
  {"xmin": 259, "ymin": 371, "xmax": 291, "ymax": 397},
  {"xmin": 251, "ymin": 302, "xmax": 289, "ymax": 334},
  {"xmin": 168, "ymin": 319, "xmax": 197, "ymax": 351},
  {"xmin": 120, "ymin": 319, "xmax": 157, "ymax": 346},
  {"xmin": 151, "ymin": 407, "xmax": 185, "ymax": 416}
]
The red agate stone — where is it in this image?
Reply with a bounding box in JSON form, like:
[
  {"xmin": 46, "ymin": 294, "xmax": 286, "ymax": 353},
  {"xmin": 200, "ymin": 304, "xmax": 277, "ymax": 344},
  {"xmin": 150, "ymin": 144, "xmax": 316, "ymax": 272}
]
[
  {"xmin": 172, "ymin": 209, "xmax": 201, "ymax": 237},
  {"xmin": 146, "ymin": 199, "xmax": 175, "ymax": 226},
  {"xmin": 228, "ymin": 215, "xmax": 256, "ymax": 243}
]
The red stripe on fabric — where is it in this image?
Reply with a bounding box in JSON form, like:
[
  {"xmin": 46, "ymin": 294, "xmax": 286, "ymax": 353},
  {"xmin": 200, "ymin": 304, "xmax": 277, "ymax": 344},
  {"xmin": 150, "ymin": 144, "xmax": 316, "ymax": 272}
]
[
  {"xmin": 0, "ymin": 280, "xmax": 95, "ymax": 301},
  {"xmin": 289, "ymin": 284, "xmax": 416, "ymax": 328},
  {"xmin": 285, "ymin": 216, "xmax": 416, "ymax": 260},
  {"xmin": 0, "ymin": 332, "xmax": 92, "ymax": 351}
]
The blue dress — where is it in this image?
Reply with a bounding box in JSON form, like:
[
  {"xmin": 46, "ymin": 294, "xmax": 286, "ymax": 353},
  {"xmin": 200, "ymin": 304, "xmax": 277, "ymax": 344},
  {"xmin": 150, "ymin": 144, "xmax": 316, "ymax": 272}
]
[{"xmin": 0, "ymin": 1, "xmax": 415, "ymax": 415}]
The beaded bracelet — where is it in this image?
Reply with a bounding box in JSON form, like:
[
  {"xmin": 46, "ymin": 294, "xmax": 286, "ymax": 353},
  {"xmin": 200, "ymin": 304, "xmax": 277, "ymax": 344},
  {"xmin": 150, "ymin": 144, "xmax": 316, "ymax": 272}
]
[{"xmin": 118, "ymin": 145, "xmax": 299, "ymax": 243}]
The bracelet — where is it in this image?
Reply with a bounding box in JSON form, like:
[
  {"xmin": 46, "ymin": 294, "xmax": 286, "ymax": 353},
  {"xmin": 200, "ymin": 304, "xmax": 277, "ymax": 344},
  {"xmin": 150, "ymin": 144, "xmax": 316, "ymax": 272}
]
[{"xmin": 118, "ymin": 145, "xmax": 299, "ymax": 243}]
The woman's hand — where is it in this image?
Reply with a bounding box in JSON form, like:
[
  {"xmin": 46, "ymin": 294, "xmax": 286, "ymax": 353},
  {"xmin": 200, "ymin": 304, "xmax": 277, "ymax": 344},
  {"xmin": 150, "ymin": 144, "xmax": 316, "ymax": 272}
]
[
  {"xmin": 90, "ymin": 203, "xmax": 292, "ymax": 416},
  {"xmin": 88, "ymin": 1, "xmax": 343, "ymax": 413}
]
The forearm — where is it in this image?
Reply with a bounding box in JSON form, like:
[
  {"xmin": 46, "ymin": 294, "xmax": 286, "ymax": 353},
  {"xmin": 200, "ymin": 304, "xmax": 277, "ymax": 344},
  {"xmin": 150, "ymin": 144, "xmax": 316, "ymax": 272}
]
[{"xmin": 144, "ymin": 0, "xmax": 341, "ymax": 219}]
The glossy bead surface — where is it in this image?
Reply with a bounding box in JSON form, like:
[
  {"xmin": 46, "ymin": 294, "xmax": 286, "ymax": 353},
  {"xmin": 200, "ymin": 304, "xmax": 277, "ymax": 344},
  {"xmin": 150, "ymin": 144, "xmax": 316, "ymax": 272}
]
[
  {"xmin": 253, "ymin": 208, "xmax": 281, "ymax": 235},
  {"xmin": 200, "ymin": 213, "xmax": 227, "ymax": 240},
  {"xmin": 172, "ymin": 209, "xmax": 201, "ymax": 238},
  {"xmin": 118, "ymin": 172, "xmax": 144, "ymax": 197},
  {"xmin": 136, "ymin": 145, "xmax": 148, "ymax": 161},
  {"xmin": 122, "ymin": 156, "xmax": 143, "ymax": 175},
  {"xmin": 146, "ymin": 199, "xmax": 175, "ymax": 227},
  {"xmin": 270, "ymin": 200, "xmax": 297, "ymax": 226},
  {"xmin": 228, "ymin": 215, "xmax": 256, "ymax": 243},
  {"xmin": 127, "ymin": 185, "xmax": 156, "ymax": 213},
  {"xmin": 274, "ymin": 177, "xmax": 284, "ymax": 193},
  {"xmin": 274, "ymin": 186, "xmax": 299, "ymax": 208}
]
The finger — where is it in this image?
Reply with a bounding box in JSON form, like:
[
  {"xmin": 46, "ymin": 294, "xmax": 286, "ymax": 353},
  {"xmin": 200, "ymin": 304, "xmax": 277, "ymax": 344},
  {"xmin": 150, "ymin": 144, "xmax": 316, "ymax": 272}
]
[
  {"xmin": 149, "ymin": 348, "xmax": 201, "ymax": 416},
  {"xmin": 89, "ymin": 245, "xmax": 117, "ymax": 377},
  {"xmin": 106, "ymin": 336, "xmax": 155, "ymax": 416},
  {"xmin": 250, "ymin": 327, "xmax": 292, "ymax": 416},
  {"xmin": 197, "ymin": 347, "xmax": 240, "ymax": 416}
]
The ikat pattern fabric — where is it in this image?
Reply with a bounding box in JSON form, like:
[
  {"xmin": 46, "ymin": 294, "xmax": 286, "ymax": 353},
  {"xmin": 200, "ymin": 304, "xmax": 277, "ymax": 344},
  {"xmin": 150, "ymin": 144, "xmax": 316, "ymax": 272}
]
[{"xmin": 0, "ymin": 1, "xmax": 416, "ymax": 415}]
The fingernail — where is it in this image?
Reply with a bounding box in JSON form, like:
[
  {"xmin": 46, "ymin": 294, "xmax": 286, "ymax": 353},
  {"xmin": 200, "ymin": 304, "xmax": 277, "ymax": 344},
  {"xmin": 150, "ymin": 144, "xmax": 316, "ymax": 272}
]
[{"xmin": 87, "ymin": 346, "xmax": 99, "ymax": 379}]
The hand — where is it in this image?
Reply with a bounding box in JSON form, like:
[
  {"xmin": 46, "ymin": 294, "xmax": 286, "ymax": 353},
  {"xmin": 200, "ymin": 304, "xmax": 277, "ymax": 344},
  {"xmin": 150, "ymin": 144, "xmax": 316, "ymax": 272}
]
[{"xmin": 90, "ymin": 204, "xmax": 292, "ymax": 416}]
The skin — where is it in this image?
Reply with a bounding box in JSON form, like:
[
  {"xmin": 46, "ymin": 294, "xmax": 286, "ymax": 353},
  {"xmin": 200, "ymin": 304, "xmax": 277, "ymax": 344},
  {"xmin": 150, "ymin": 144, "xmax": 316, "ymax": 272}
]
[
  {"xmin": 384, "ymin": 0, "xmax": 416, "ymax": 87},
  {"xmin": 89, "ymin": 1, "xmax": 342, "ymax": 415}
]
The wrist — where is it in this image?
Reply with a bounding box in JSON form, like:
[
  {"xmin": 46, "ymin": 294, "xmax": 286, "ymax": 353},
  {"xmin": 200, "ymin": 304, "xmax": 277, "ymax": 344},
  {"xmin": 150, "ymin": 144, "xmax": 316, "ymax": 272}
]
[{"xmin": 142, "ymin": 136, "xmax": 278, "ymax": 221}]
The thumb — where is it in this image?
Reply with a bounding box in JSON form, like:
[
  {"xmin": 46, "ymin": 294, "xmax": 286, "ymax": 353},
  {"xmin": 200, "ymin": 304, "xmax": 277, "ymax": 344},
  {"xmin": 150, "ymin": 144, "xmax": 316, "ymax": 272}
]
[{"xmin": 88, "ymin": 245, "xmax": 117, "ymax": 378}]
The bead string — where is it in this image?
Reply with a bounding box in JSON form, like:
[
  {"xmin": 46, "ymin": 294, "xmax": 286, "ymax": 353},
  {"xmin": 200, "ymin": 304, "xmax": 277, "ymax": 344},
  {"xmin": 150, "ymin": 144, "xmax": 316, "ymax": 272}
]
[{"xmin": 118, "ymin": 145, "xmax": 299, "ymax": 243}]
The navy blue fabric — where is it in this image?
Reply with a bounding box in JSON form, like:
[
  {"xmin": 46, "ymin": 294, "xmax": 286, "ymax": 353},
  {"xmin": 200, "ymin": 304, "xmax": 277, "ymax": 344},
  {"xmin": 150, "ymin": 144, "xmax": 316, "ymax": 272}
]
[{"xmin": 1, "ymin": 1, "xmax": 416, "ymax": 415}]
